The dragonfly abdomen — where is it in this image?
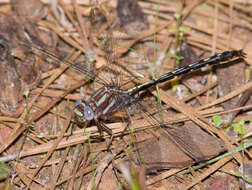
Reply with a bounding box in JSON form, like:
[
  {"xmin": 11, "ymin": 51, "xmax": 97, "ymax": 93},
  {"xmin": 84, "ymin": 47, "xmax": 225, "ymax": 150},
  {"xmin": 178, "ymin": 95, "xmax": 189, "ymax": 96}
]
[{"xmin": 126, "ymin": 49, "xmax": 246, "ymax": 94}]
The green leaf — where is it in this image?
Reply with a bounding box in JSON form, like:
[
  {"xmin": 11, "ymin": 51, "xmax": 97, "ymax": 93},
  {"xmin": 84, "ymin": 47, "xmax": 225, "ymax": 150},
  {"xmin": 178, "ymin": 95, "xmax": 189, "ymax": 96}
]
[
  {"xmin": 174, "ymin": 13, "xmax": 181, "ymax": 20},
  {"xmin": 179, "ymin": 26, "xmax": 191, "ymax": 33},
  {"xmin": 168, "ymin": 28, "xmax": 178, "ymax": 33},
  {"xmin": 26, "ymin": 125, "xmax": 34, "ymax": 130},
  {"xmin": 233, "ymin": 120, "xmax": 247, "ymax": 135},
  {"xmin": 0, "ymin": 162, "xmax": 12, "ymax": 181},
  {"xmin": 212, "ymin": 115, "xmax": 222, "ymax": 127},
  {"xmin": 23, "ymin": 89, "xmax": 30, "ymax": 99},
  {"xmin": 171, "ymin": 55, "xmax": 184, "ymax": 62},
  {"xmin": 179, "ymin": 32, "xmax": 184, "ymax": 39},
  {"xmin": 171, "ymin": 80, "xmax": 179, "ymax": 93},
  {"xmin": 172, "ymin": 85, "xmax": 177, "ymax": 93},
  {"xmin": 225, "ymin": 126, "xmax": 231, "ymax": 132},
  {"xmin": 88, "ymin": 57, "xmax": 95, "ymax": 64}
]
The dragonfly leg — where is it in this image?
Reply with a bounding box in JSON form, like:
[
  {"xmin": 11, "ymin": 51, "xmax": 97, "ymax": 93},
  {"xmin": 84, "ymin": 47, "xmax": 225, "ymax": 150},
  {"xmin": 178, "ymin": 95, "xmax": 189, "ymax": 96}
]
[
  {"xmin": 121, "ymin": 108, "xmax": 132, "ymax": 137},
  {"xmin": 95, "ymin": 120, "xmax": 113, "ymax": 150},
  {"xmin": 97, "ymin": 123, "xmax": 104, "ymax": 136}
]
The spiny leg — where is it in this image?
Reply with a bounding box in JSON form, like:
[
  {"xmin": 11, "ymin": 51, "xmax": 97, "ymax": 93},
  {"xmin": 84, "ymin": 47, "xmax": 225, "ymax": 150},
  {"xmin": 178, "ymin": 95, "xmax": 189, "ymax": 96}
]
[
  {"xmin": 121, "ymin": 107, "xmax": 132, "ymax": 137},
  {"xmin": 95, "ymin": 119, "xmax": 114, "ymax": 150}
]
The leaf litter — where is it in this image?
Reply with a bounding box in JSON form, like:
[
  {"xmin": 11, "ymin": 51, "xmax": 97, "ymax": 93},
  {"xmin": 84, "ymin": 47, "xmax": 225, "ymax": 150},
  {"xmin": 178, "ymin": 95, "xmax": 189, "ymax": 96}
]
[{"xmin": 0, "ymin": 0, "xmax": 251, "ymax": 189}]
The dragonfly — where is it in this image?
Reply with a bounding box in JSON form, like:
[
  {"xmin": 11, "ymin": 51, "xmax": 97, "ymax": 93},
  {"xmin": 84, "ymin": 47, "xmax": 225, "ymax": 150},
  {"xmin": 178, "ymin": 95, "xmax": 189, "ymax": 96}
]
[
  {"xmin": 22, "ymin": 41, "xmax": 245, "ymax": 148},
  {"xmin": 73, "ymin": 49, "xmax": 246, "ymax": 142}
]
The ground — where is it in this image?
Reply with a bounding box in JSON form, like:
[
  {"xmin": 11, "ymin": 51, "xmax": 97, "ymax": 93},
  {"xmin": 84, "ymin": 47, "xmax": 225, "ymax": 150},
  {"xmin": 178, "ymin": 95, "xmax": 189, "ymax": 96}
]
[{"xmin": 0, "ymin": 0, "xmax": 251, "ymax": 189}]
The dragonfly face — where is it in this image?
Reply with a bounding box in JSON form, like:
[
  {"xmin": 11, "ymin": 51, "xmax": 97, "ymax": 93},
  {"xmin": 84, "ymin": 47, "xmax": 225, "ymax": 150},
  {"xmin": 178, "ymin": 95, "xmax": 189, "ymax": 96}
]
[{"xmin": 74, "ymin": 99, "xmax": 94, "ymax": 123}]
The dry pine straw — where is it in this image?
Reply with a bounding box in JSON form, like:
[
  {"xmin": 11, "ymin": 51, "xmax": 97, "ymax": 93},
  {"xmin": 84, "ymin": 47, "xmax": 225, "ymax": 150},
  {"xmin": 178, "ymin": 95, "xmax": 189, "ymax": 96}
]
[{"xmin": 0, "ymin": 0, "xmax": 251, "ymax": 189}]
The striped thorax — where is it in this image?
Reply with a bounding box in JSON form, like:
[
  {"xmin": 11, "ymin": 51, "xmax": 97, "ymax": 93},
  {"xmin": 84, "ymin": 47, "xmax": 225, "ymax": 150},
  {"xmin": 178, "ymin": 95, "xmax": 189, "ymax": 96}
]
[{"xmin": 74, "ymin": 86, "xmax": 130, "ymax": 124}]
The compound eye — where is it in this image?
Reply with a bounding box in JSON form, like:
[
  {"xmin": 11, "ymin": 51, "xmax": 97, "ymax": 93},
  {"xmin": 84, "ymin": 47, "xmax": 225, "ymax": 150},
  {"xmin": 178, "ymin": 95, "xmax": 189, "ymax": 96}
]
[
  {"xmin": 83, "ymin": 106, "xmax": 94, "ymax": 121},
  {"xmin": 74, "ymin": 99, "xmax": 83, "ymax": 108}
]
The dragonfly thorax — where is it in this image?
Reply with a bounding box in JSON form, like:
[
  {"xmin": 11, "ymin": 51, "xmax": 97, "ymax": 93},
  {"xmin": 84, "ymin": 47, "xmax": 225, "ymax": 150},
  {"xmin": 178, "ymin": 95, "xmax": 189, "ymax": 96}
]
[{"xmin": 74, "ymin": 86, "xmax": 130, "ymax": 124}]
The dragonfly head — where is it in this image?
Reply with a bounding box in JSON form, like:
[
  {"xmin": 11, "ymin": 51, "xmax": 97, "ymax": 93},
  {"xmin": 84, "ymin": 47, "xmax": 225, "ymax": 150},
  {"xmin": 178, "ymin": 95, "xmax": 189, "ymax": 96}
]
[{"xmin": 74, "ymin": 99, "xmax": 94, "ymax": 123}]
